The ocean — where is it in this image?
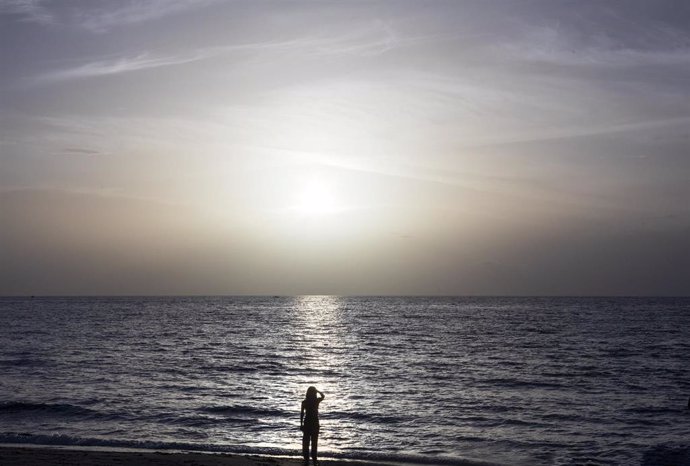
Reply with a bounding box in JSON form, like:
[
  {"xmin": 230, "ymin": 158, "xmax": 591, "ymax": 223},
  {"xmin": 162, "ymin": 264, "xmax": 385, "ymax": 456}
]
[{"xmin": 0, "ymin": 296, "xmax": 688, "ymax": 465}]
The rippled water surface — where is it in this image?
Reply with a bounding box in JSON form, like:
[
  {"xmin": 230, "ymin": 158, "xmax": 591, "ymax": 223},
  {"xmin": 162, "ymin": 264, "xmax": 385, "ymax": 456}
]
[{"xmin": 1, "ymin": 296, "xmax": 689, "ymax": 465}]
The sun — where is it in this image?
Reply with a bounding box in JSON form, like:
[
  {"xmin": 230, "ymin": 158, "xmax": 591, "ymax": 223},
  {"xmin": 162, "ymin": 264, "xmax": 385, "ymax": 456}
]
[{"xmin": 294, "ymin": 179, "xmax": 338, "ymax": 215}]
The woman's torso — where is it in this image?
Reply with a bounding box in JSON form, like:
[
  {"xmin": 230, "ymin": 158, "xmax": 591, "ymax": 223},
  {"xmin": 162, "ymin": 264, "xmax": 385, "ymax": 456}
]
[{"xmin": 303, "ymin": 399, "xmax": 321, "ymax": 428}]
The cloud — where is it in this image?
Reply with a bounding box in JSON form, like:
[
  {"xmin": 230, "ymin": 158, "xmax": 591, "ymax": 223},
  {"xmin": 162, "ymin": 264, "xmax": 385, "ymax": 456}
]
[
  {"xmin": 503, "ymin": 26, "xmax": 690, "ymax": 67},
  {"xmin": 309, "ymin": 20, "xmax": 402, "ymax": 57},
  {"xmin": 0, "ymin": 0, "xmax": 53, "ymax": 24},
  {"xmin": 59, "ymin": 147, "xmax": 102, "ymax": 156},
  {"xmin": 0, "ymin": 0, "xmax": 219, "ymax": 31},
  {"xmin": 73, "ymin": 0, "xmax": 220, "ymax": 33},
  {"xmin": 456, "ymin": 116, "xmax": 690, "ymax": 148},
  {"xmin": 28, "ymin": 21, "xmax": 412, "ymax": 85},
  {"xmin": 30, "ymin": 52, "xmax": 210, "ymax": 84},
  {"xmin": 498, "ymin": 7, "xmax": 690, "ymax": 68}
]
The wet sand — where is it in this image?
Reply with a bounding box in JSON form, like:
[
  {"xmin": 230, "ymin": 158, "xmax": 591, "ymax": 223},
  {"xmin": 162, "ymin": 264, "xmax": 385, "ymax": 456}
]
[
  {"xmin": 0, "ymin": 446, "xmax": 305, "ymax": 466},
  {"xmin": 0, "ymin": 445, "xmax": 507, "ymax": 466}
]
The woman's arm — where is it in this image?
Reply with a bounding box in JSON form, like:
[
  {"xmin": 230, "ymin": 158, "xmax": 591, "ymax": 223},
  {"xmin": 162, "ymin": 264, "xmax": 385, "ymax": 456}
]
[
  {"xmin": 317, "ymin": 390, "xmax": 325, "ymax": 400},
  {"xmin": 300, "ymin": 402, "xmax": 305, "ymax": 430}
]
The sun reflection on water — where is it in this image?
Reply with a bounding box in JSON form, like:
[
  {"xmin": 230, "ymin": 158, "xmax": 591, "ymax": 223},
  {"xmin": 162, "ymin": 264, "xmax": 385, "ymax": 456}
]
[{"xmin": 290, "ymin": 295, "xmax": 360, "ymax": 455}]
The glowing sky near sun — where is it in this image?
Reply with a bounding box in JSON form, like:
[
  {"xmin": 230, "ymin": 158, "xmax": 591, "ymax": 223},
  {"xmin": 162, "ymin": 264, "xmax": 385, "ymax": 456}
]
[{"xmin": 1, "ymin": 0, "xmax": 688, "ymax": 295}]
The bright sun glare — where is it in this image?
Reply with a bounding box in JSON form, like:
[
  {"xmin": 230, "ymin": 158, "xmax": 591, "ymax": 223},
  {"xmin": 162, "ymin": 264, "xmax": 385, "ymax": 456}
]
[{"xmin": 294, "ymin": 180, "xmax": 338, "ymax": 215}]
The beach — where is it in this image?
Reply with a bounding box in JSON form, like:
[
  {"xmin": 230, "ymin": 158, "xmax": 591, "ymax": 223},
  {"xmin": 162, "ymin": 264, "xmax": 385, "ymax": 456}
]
[
  {"xmin": 0, "ymin": 446, "xmax": 254, "ymax": 465},
  {"xmin": 0, "ymin": 446, "xmax": 380, "ymax": 466},
  {"xmin": 0, "ymin": 445, "xmax": 512, "ymax": 466}
]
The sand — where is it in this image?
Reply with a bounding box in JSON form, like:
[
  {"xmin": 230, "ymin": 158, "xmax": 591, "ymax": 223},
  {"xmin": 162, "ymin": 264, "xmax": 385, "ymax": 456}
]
[
  {"xmin": 0, "ymin": 446, "xmax": 314, "ymax": 466},
  {"xmin": 0, "ymin": 445, "xmax": 512, "ymax": 466}
]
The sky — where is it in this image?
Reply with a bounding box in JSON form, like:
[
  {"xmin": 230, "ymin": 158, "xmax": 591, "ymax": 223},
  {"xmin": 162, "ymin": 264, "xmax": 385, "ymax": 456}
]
[{"xmin": 1, "ymin": 0, "xmax": 688, "ymax": 296}]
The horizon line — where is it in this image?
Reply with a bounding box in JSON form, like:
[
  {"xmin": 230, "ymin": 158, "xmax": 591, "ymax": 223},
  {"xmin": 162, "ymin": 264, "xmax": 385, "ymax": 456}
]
[{"xmin": 2, "ymin": 294, "xmax": 688, "ymax": 299}]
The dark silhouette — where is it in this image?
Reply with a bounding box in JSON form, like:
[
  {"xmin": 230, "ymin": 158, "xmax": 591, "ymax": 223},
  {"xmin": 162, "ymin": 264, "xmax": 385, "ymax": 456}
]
[{"xmin": 300, "ymin": 386, "xmax": 325, "ymax": 465}]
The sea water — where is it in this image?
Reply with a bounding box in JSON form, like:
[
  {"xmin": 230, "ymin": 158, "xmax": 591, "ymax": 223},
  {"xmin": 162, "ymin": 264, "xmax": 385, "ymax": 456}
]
[{"xmin": 0, "ymin": 296, "xmax": 688, "ymax": 465}]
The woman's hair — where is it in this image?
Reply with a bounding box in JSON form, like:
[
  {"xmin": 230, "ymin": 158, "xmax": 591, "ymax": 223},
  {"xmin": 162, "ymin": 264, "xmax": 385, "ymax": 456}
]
[{"xmin": 305, "ymin": 386, "xmax": 317, "ymax": 402}]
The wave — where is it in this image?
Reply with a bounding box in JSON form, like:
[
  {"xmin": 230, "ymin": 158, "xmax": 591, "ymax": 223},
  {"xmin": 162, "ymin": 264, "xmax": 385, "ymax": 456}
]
[
  {"xmin": 0, "ymin": 432, "xmax": 506, "ymax": 466},
  {"xmin": 327, "ymin": 410, "xmax": 411, "ymax": 425},
  {"xmin": 624, "ymin": 406, "xmax": 682, "ymax": 415},
  {"xmin": 199, "ymin": 405, "xmax": 287, "ymax": 418},
  {"xmin": 0, "ymin": 402, "xmax": 97, "ymax": 417},
  {"xmin": 0, "ymin": 357, "xmax": 48, "ymax": 367},
  {"xmin": 0, "ymin": 402, "xmax": 424, "ymax": 429},
  {"xmin": 481, "ymin": 378, "xmax": 564, "ymax": 389},
  {"xmin": 641, "ymin": 443, "xmax": 690, "ymax": 466}
]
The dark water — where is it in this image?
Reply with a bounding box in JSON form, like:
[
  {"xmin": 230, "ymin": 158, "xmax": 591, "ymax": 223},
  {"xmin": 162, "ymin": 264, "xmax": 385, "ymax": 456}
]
[{"xmin": 0, "ymin": 296, "xmax": 689, "ymax": 465}]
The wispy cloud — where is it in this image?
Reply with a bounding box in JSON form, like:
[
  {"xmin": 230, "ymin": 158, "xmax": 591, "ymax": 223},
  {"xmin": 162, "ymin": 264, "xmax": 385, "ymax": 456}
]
[
  {"xmin": 501, "ymin": 23, "xmax": 690, "ymax": 67},
  {"xmin": 310, "ymin": 20, "xmax": 402, "ymax": 57},
  {"xmin": 73, "ymin": 0, "xmax": 219, "ymax": 33},
  {"xmin": 30, "ymin": 52, "xmax": 210, "ymax": 84},
  {"xmin": 0, "ymin": 0, "xmax": 220, "ymax": 31},
  {"xmin": 0, "ymin": 0, "xmax": 53, "ymax": 24},
  {"xmin": 29, "ymin": 22, "xmax": 413, "ymax": 85},
  {"xmin": 0, "ymin": 0, "xmax": 218, "ymax": 33},
  {"xmin": 59, "ymin": 147, "xmax": 102, "ymax": 156},
  {"xmin": 456, "ymin": 116, "xmax": 690, "ymax": 148}
]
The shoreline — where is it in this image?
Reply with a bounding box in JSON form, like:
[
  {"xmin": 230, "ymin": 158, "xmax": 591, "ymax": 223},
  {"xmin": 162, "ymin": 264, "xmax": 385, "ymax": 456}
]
[
  {"xmin": 0, "ymin": 444, "xmax": 503, "ymax": 466},
  {"xmin": 0, "ymin": 444, "xmax": 297, "ymax": 466}
]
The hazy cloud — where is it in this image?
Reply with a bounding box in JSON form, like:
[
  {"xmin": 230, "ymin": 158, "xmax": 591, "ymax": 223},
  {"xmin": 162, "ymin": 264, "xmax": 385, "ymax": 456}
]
[
  {"xmin": 0, "ymin": 0, "xmax": 220, "ymax": 31},
  {"xmin": 28, "ymin": 22, "xmax": 412, "ymax": 85},
  {"xmin": 59, "ymin": 147, "xmax": 102, "ymax": 156},
  {"xmin": 30, "ymin": 52, "xmax": 212, "ymax": 84},
  {"xmin": 501, "ymin": 25, "xmax": 690, "ymax": 67},
  {"xmin": 74, "ymin": 0, "xmax": 220, "ymax": 33},
  {"xmin": 0, "ymin": 0, "xmax": 52, "ymax": 24}
]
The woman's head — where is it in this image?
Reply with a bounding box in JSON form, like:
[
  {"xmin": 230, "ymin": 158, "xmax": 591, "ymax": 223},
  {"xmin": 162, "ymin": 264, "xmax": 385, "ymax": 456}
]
[{"xmin": 305, "ymin": 386, "xmax": 317, "ymax": 401}]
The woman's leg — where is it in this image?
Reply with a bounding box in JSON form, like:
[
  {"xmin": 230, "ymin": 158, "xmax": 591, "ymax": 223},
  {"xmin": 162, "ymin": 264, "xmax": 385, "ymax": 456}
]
[
  {"xmin": 310, "ymin": 432, "xmax": 318, "ymax": 463},
  {"xmin": 302, "ymin": 431, "xmax": 310, "ymax": 462}
]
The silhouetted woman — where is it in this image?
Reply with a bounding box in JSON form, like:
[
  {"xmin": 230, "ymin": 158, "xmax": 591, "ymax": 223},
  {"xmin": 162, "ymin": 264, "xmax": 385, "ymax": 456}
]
[{"xmin": 300, "ymin": 386, "xmax": 325, "ymax": 465}]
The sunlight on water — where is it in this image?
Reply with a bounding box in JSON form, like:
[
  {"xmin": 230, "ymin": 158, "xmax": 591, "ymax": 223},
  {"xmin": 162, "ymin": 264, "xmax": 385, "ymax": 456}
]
[{"xmin": 292, "ymin": 296, "xmax": 358, "ymax": 454}]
